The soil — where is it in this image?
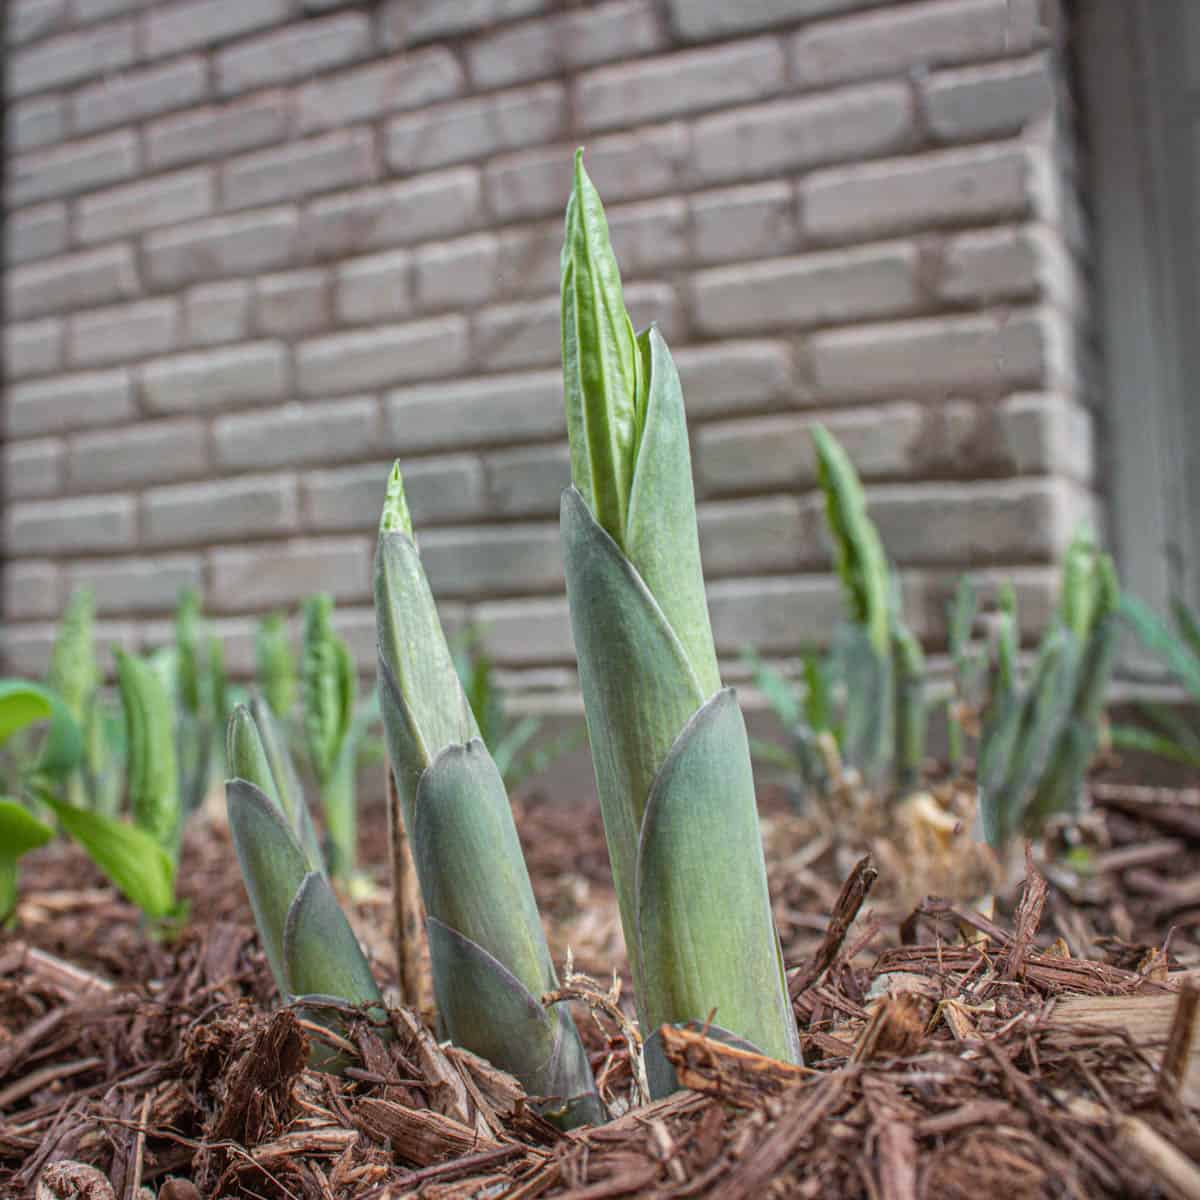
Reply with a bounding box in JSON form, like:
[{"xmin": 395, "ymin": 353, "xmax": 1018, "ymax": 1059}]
[{"xmin": 3, "ymin": 768, "xmax": 1200, "ymax": 1199}]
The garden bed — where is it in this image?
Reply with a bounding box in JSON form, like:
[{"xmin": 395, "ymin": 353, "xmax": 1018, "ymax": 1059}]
[{"xmin": 4, "ymin": 778, "xmax": 1199, "ymax": 1199}]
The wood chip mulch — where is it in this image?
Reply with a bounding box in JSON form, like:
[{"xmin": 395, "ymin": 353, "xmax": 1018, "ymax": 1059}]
[{"xmin": 3, "ymin": 780, "xmax": 1200, "ymax": 1199}]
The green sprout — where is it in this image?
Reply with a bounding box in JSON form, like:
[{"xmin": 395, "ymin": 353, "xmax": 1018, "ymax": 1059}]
[{"xmin": 559, "ymin": 151, "xmax": 800, "ymax": 1095}]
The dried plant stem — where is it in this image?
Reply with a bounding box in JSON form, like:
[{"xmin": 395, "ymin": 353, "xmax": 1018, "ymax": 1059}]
[{"xmin": 386, "ymin": 764, "xmax": 434, "ymax": 1025}]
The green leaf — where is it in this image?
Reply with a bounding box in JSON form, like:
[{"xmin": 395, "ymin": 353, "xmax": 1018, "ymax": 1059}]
[
  {"xmin": 1120, "ymin": 592, "xmax": 1200, "ymax": 698},
  {"xmin": 1110, "ymin": 724, "xmax": 1200, "ymax": 767},
  {"xmin": 283, "ymin": 871, "xmax": 381, "ymax": 1007},
  {"xmin": 635, "ymin": 689, "xmax": 799, "ymax": 1088},
  {"xmin": 561, "ymin": 149, "xmax": 643, "ymax": 547},
  {"xmin": 561, "ymin": 486, "xmax": 704, "ymax": 997},
  {"xmin": 256, "ymin": 613, "xmax": 296, "ymax": 720},
  {"xmin": 375, "ymin": 528, "xmax": 478, "ymax": 824},
  {"xmin": 1170, "ymin": 596, "xmax": 1200, "ymax": 662},
  {"xmin": 226, "ymin": 778, "xmax": 311, "ymax": 996},
  {"xmin": 0, "ymin": 680, "xmax": 53, "ymax": 747},
  {"xmin": 490, "ymin": 714, "xmax": 540, "ymax": 784},
  {"xmin": 811, "ymin": 425, "xmax": 890, "ymax": 657},
  {"xmin": 0, "ymin": 798, "xmax": 54, "ymax": 855},
  {"xmin": 46, "ymin": 800, "xmax": 176, "ymax": 918},
  {"xmin": 426, "ymin": 916, "xmax": 600, "ymax": 1124},
  {"xmin": 743, "ymin": 650, "xmax": 802, "ymax": 733},
  {"xmin": 623, "ymin": 327, "xmax": 721, "ymax": 697},
  {"xmin": 412, "ymin": 740, "xmax": 552, "ymax": 995}
]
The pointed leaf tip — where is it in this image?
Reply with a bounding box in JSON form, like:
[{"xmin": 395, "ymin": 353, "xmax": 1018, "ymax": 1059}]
[{"xmin": 380, "ymin": 461, "xmax": 412, "ymax": 538}]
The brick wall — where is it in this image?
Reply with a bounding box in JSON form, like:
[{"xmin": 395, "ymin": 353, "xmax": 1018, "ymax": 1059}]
[{"xmin": 2, "ymin": 0, "xmax": 1093, "ymax": 717}]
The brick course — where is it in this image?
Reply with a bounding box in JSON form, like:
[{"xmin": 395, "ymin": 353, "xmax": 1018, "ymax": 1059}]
[{"xmin": 1, "ymin": 0, "xmax": 1095, "ymax": 715}]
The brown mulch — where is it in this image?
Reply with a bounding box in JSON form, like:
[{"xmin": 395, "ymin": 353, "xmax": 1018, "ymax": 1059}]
[{"xmin": 4, "ymin": 778, "xmax": 1200, "ymax": 1198}]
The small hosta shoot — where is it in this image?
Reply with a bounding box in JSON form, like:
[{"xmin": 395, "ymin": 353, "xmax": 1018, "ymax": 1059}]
[
  {"xmin": 376, "ymin": 463, "xmax": 602, "ymax": 1127},
  {"xmin": 559, "ymin": 151, "xmax": 799, "ymax": 1095},
  {"xmin": 226, "ymin": 701, "xmax": 382, "ymax": 1067}
]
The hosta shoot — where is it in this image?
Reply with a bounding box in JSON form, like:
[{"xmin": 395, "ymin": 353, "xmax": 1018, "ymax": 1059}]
[
  {"xmin": 559, "ymin": 151, "xmax": 799, "ymax": 1094},
  {"xmin": 376, "ymin": 462, "xmax": 602, "ymax": 1127}
]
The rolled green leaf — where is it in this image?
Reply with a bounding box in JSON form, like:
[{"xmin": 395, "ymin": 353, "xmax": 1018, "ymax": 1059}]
[
  {"xmin": 559, "ymin": 155, "xmax": 798, "ymax": 1093},
  {"xmin": 375, "ymin": 469, "xmax": 601, "ymax": 1125},
  {"xmin": 256, "ymin": 613, "xmax": 297, "ymax": 719},
  {"xmin": 227, "ymin": 701, "xmax": 324, "ymax": 872},
  {"xmin": 892, "ymin": 620, "xmax": 926, "ymax": 793},
  {"xmin": 116, "ymin": 651, "xmax": 182, "ymax": 859},
  {"xmin": 48, "ymin": 588, "xmax": 98, "ymax": 728}
]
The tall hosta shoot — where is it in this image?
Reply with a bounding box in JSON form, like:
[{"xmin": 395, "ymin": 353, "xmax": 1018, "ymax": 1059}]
[
  {"xmin": 559, "ymin": 151, "xmax": 799, "ymax": 1094},
  {"xmin": 376, "ymin": 464, "xmax": 601, "ymax": 1126},
  {"xmin": 745, "ymin": 427, "xmax": 927, "ymax": 804}
]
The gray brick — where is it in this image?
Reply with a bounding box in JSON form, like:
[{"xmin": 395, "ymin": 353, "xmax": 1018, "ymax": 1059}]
[
  {"xmin": 379, "ymin": 0, "xmax": 546, "ymax": 45},
  {"xmin": 803, "ymin": 144, "xmax": 1030, "ymax": 242},
  {"xmin": 72, "ymin": 57, "xmax": 209, "ymax": 135},
  {"xmin": 494, "ymin": 223, "xmax": 564, "ymax": 297},
  {"xmin": 791, "ymin": 0, "xmax": 1044, "ymax": 88},
  {"xmin": 696, "ymin": 404, "xmax": 921, "ymax": 497},
  {"xmin": 4, "ymin": 438, "xmax": 64, "ymax": 499},
  {"xmin": 303, "ymin": 455, "xmax": 486, "ymax": 530},
  {"xmin": 10, "ymin": 21, "xmax": 134, "ymax": 96},
  {"xmin": 384, "ymin": 371, "xmax": 565, "ymax": 452},
  {"xmin": 607, "ymin": 198, "xmax": 689, "ymax": 276},
  {"xmin": 184, "ymin": 281, "xmax": 252, "ymax": 345},
  {"xmin": 297, "ymin": 317, "xmax": 470, "ymax": 397},
  {"xmin": 254, "ymin": 269, "xmax": 330, "ymax": 337},
  {"xmin": 708, "ymin": 575, "xmax": 845, "ymax": 654},
  {"xmin": 938, "ymin": 226, "xmax": 1047, "ymax": 304},
  {"xmin": 7, "ymin": 244, "xmax": 139, "ymax": 320},
  {"xmin": 414, "ymin": 235, "xmax": 501, "ymax": 311},
  {"xmin": 9, "ymin": 96, "xmax": 66, "ymax": 152},
  {"xmin": 222, "ymin": 130, "xmax": 376, "ymax": 212},
  {"xmin": 145, "ymin": 209, "xmax": 300, "ymax": 287},
  {"xmin": 142, "ymin": 343, "xmax": 288, "ymax": 415},
  {"xmin": 8, "ymin": 130, "xmax": 139, "ymax": 206},
  {"xmin": 144, "ymin": 474, "xmax": 298, "ymax": 547},
  {"xmin": 67, "ymin": 555, "xmax": 206, "ymax": 615},
  {"xmin": 578, "ymin": 38, "xmax": 785, "ymax": 132},
  {"xmin": 215, "ymin": 13, "xmax": 371, "ymax": 96},
  {"xmin": 71, "ymin": 0, "xmax": 142, "ymax": 20},
  {"xmin": 8, "ymin": 494, "xmax": 136, "ymax": 555},
  {"xmin": 304, "ymin": 169, "xmax": 482, "ymax": 258},
  {"xmin": 213, "ymin": 398, "xmax": 380, "ymax": 471},
  {"xmin": 925, "ymin": 393, "xmax": 1094, "ymax": 484},
  {"xmin": 809, "ymin": 310, "xmax": 1055, "ymax": 399},
  {"xmin": 483, "ymin": 442, "xmax": 569, "ymax": 518},
  {"xmin": 7, "ymin": 369, "xmax": 134, "ymax": 438},
  {"xmin": 3, "ymin": 562, "xmax": 61, "ymax": 622},
  {"xmin": 386, "ymin": 83, "xmax": 566, "ymax": 174},
  {"xmin": 485, "ymin": 123, "xmax": 689, "ymax": 220},
  {"xmin": 6, "ymin": 203, "xmax": 68, "ymax": 266},
  {"xmin": 693, "ymin": 241, "xmax": 919, "ymax": 335},
  {"xmin": 190, "ymin": 617, "xmax": 255, "ymax": 674},
  {"xmin": 867, "ymin": 478, "xmax": 1087, "ymax": 566},
  {"xmin": 296, "ymin": 48, "xmax": 463, "ymax": 135},
  {"xmin": 468, "ymin": 1, "xmax": 664, "ymax": 89},
  {"xmin": 144, "ymin": 0, "xmax": 289, "ymax": 58},
  {"xmin": 693, "ymin": 83, "xmax": 913, "ymax": 184},
  {"xmin": 145, "ymin": 94, "xmax": 290, "ymax": 170},
  {"xmin": 1, "ymin": 621, "xmax": 137, "ymax": 678},
  {"xmin": 923, "ymin": 52, "xmax": 1056, "ymax": 142},
  {"xmin": 68, "ymin": 419, "xmax": 209, "ymax": 489},
  {"xmin": 473, "ymin": 596, "xmax": 573, "ymax": 664},
  {"xmin": 698, "ymin": 497, "xmax": 808, "ymax": 575},
  {"xmin": 69, "ymin": 299, "xmax": 179, "ymax": 367},
  {"xmin": 419, "ymin": 523, "xmax": 562, "ymax": 598},
  {"xmin": 335, "ymin": 252, "xmax": 413, "ymax": 325},
  {"xmin": 690, "ymin": 182, "xmax": 797, "ymax": 265},
  {"xmin": 477, "ymin": 282, "xmax": 679, "ymax": 372},
  {"xmin": 210, "ymin": 538, "xmax": 370, "ymax": 612},
  {"xmin": 671, "ymin": 340, "xmax": 794, "ymax": 420},
  {"xmin": 9, "ymin": 0, "xmax": 69, "ymax": 46},
  {"xmin": 667, "ymin": 0, "xmax": 871, "ymax": 41},
  {"xmin": 6, "ymin": 319, "xmax": 64, "ymax": 378},
  {"xmin": 77, "ymin": 169, "xmax": 214, "ymax": 245}
]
